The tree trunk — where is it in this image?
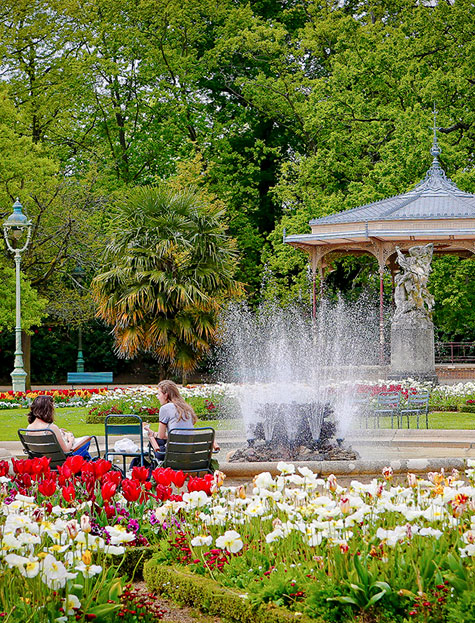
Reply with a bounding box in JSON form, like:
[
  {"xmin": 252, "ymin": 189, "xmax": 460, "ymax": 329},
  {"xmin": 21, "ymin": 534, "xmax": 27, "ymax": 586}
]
[{"xmin": 22, "ymin": 331, "xmax": 31, "ymax": 390}]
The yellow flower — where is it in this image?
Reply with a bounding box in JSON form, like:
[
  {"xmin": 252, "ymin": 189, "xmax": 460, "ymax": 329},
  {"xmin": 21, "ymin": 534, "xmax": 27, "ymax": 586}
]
[{"xmin": 82, "ymin": 550, "xmax": 92, "ymax": 566}]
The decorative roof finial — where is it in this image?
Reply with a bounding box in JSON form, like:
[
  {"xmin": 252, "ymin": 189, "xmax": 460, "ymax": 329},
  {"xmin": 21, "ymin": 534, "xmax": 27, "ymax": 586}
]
[{"xmin": 430, "ymin": 103, "xmax": 441, "ymax": 159}]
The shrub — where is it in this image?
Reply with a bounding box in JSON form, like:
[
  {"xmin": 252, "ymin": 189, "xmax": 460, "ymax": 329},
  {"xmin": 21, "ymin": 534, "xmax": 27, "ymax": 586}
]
[
  {"xmin": 144, "ymin": 561, "xmax": 319, "ymax": 623},
  {"xmin": 459, "ymin": 404, "xmax": 475, "ymax": 413}
]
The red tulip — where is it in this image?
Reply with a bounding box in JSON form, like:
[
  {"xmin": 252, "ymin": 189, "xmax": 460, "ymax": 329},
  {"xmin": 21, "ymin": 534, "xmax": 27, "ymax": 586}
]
[
  {"xmin": 62, "ymin": 484, "xmax": 75, "ymax": 502},
  {"xmin": 101, "ymin": 481, "xmax": 117, "ymax": 502},
  {"xmin": 38, "ymin": 479, "xmax": 57, "ymax": 497},
  {"xmin": 93, "ymin": 459, "xmax": 112, "ymax": 479},
  {"xmin": 155, "ymin": 484, "xmax": 172, "ymax": 501},
  {"xmin": 172, "ymin": 470, "xmax": 186, "ymax": 489},
  {"xmin": 12, "ymin": 459, "xmax": 31, "ymax": 475},
  {"xmin": 131, "ymin": 466, "xmax": 149, "ymax": 482},
  {"xmin": 121, "ymin": 479, "xmax": 141, "ymax": 502},
  {"xmin": 57, "ymin": 464, "xmax": 72, "ymax": 481},
  {"xmin": 104, "ymin": 503, "xmax": 116, "ymax": 519},
  {"xmin": 151, "ymin": 467, "xmax": 174, "ymax": 487},
  {"xmin": 64, "ymin": 455, "xmax": 85, "ymax": 474},
  {"xmin": 0, "ymin": 461, "xmax": 9, "ymax": 477},
  {"xmin": 102, "ymin": 470, "xmax": 121, "ymax": 487}
]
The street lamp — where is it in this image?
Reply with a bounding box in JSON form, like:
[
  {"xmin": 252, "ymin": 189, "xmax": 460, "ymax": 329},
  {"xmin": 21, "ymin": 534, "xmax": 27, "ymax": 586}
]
[
  {"xmin": 2, "ymin": 199, "xmax": 32, "ymax": 392},
  {"xmin": 71, "ymin": 264, "xmax": 86, "ymax": 373}
]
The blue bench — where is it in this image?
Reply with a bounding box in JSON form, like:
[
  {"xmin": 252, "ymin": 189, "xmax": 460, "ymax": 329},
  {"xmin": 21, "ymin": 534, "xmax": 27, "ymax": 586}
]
[{"xmin": 66, "ymin": 372, "xmax": 113, "ymax": 388}]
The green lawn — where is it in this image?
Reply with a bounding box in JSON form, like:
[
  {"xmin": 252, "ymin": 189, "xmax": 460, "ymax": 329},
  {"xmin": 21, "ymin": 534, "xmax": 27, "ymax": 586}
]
[
  {"xmin": 0, "ymin": 407, "xmax": 238, "ymax": 441},
  {"xmin": 0, "ymin": 408, "xmax": 473, "ymax": 442},
  {"xmin": 359, "ymin": 411, "xmax": 475, "ymax": 430}
]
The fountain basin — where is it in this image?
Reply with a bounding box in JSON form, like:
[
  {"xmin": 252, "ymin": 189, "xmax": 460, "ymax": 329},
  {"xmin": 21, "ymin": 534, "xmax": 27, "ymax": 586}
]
[{"xmin": 219, "ymin": 457, "xmax": 468, "ymax": 480}]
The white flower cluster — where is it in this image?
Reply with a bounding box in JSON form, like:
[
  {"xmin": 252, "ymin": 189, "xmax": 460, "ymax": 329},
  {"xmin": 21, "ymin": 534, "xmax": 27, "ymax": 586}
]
[
  {"xmin": 0, "ymin": 495, "xmax": 135, "ymax": 595},
  {"xmin": 163, "ymin": 461, "xmax": 475, "ymax": 559}
]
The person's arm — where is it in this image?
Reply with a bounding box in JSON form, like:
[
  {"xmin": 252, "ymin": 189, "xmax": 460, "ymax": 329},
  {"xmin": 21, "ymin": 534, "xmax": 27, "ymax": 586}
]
[{"xmin": 51, "ymin": 423, "xmax": 73, "ymax": 452}]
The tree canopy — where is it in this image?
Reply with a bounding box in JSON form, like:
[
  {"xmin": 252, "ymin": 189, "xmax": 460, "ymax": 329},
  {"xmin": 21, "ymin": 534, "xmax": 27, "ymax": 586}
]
[{"xmin": 0, "ymin": 0, "xmax": 473, "ymax": 379}]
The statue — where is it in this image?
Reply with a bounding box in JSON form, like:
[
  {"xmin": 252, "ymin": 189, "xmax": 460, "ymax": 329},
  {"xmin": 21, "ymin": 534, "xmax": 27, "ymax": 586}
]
[{"xmin": 393, "ymin": 243, "xmax": 434, "ymax": 322}]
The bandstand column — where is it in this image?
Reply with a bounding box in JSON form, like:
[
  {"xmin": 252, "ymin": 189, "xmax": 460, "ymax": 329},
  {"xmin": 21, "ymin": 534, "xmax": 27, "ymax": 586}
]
[{"xmin": 378, "ymin": 265, "xmax": 385, "ymax": 365}]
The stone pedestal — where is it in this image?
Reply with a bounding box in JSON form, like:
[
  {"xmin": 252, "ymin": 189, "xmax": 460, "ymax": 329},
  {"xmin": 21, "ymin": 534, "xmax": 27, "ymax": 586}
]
[{"xmin": 389, "ymin": 316, "xmax": 438, "ymax": 383}]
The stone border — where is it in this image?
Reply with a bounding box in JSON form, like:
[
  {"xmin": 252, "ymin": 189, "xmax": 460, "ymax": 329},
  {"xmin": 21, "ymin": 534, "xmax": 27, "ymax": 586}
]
[{"xmin": 220, "ymin": 457, "xmax": 467, "ymax": 478}]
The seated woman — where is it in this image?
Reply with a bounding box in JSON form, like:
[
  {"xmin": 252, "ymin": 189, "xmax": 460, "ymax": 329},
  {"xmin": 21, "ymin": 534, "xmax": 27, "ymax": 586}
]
[
  {"xmin": 26, "ymin": 395, "xmax": 92, "ymax": 459},
  {"xmin": 145, "ymin": 380, "xmax": 219, "ymax": 460}
]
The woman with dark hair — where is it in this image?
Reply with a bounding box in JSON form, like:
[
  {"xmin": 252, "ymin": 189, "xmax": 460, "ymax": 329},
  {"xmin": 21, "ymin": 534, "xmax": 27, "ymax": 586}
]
[{"xmin": 26, "ymin": 395, "xmax": 91, "ymax": 459}]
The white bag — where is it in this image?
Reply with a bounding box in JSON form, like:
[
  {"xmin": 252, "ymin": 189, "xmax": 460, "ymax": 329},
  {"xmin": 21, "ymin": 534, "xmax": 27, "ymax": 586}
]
[{"xmin": 114, "ymin": 437, "xmax": 139, "ymax": 453}]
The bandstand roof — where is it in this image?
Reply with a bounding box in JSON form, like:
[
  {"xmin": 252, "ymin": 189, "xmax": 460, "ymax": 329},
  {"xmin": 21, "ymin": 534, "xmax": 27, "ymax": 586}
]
[{"xmin": 284, "ymin": 129, "xmax": 475, "ymax": 264}]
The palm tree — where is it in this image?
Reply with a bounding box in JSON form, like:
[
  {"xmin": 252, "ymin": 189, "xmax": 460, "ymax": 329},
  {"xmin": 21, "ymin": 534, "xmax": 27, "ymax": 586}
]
[{"xmin": 92, "ymin": 184, "xmax": 242, "ymax": 377}]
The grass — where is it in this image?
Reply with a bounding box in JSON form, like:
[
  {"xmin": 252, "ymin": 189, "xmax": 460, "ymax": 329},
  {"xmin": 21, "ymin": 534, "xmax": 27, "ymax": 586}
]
[
  {"xmin": 0, "ymin": 407, "xmax": 238, "ymax": 441},
  {"xmin": 0, "ymin": 408, "xmax": 473, "ymax": 442},
  {"xmin": 358, "ymin": 411, "xmax": 475, "ymax": 430}
]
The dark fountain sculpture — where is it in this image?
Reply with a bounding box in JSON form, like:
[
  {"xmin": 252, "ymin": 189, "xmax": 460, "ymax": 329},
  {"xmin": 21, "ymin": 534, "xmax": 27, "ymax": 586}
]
[{"xmin": 229, "ymin": 400, "xmax": 359, "ymax": 463}]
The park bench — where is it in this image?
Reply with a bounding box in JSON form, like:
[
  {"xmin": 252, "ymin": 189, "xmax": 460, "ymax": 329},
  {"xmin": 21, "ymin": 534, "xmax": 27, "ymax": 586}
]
[{"xmin": 67, "ymin": 371, "xmax": 113, "ymax": 388}]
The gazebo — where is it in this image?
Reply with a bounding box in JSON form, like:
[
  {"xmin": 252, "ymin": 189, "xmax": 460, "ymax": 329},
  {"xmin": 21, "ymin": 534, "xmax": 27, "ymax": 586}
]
[{"xmin": 284, "ymin": 124, "xmax": 475, "ymax": 368}]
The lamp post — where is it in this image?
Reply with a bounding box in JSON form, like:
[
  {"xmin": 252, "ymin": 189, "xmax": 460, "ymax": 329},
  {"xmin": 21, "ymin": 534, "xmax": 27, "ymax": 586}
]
[
  {"xmin": 71, "ymin": 264, "xmax": 86, "ymax": 373},
  {"xmin": 2, "ymin": 199, "xmax": 32, "ymax": 392}
]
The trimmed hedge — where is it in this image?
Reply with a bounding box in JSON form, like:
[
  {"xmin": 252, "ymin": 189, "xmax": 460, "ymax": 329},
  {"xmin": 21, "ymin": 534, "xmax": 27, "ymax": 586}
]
[
  {"xmin": 143, "ymin": 560, "xmax": 320, "ymax": 623},
  {"xmin": 459, "ymin": 404, "xmax": 475, "ymax": 413},
  {"xmin": 109, "ymin": 545, "xmax": 156, "ymax": 580}
]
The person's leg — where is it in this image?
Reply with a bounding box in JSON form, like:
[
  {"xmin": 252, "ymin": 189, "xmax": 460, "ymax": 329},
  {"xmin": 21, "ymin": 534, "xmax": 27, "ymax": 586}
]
[{"xmin": 73, "ymin": 441, "xmax": 91, "ymax": 461}]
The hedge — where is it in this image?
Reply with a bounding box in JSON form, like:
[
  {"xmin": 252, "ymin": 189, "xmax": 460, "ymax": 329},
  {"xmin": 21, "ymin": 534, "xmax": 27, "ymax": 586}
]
[
  {"xmin": 459, "ymin": 404, "xmax": 475, "ymax": 413},
  {"xmin": 109, "ymin": 545, "xmax": 156, "ymax": 580},
  {"xmin": 143, "ymin": 560, "xmax": 320, "ymax": 623}
]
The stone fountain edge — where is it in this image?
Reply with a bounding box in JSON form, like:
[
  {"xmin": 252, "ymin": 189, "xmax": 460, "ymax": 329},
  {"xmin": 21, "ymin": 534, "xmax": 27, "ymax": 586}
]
[{"xmin": 220, "ymin": 457, "xmax": 468, "ymax": 479}]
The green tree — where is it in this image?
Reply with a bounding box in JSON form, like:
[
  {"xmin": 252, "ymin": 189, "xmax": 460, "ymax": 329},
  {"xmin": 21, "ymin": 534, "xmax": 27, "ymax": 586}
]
[
  {"xmin": 0, "ymin": 266, "xmax": 47, "ymax": 332},
  {"xmin": 92, "ymin": 183, "xmax": 242, "ymax": 377}
]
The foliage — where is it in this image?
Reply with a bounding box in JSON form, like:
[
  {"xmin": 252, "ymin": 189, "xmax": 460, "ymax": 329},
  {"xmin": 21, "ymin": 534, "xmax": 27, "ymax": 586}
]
[
  {"xmin": 0, "ymin": 266, "xmax": 47, "ymax": 333},
  {"xmin": 143, "ymin": 562, "xmax": 318, "ymax": 623},
  {"xmin": 93, "ymin": 184, "xmax": 242, "ymax": 375}
]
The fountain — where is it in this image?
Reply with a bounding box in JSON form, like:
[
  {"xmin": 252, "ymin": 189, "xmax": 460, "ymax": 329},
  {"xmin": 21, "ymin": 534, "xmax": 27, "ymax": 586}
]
[{"xmin": 216, "ymin": 296, "xmax": 381, "ymax": 463}]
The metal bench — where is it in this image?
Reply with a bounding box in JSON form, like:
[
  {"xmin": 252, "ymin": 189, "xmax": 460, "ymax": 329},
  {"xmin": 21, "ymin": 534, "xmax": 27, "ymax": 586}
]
[
  {"xmin": 398, "ymin": 391, "xmax": 430, "ymax": 429},
  {"xmin": 367, "ymin": 391, "xmax": 402, "ymax": 429},
  {"xmin": 67, "ymin": 372, "xmax": 113, "ymax": 388}
]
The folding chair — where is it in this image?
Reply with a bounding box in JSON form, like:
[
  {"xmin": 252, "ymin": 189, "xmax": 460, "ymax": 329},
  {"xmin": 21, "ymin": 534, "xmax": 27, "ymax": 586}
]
[
  {"xmin": 398, "ymin": 391, "xmax": 430, "ymax": 429},
  {"xmin": 104, "ymin": 414, "xmax": 147, "ymax": 476},
  {"xmin": 368, "ymin": 391, "xmax": 401, "ymax": 429},
  {"xmin": 18, "ymin": 429, "xmax": 100, "ymax": 470},
  {"xmin": 154, "ymin": 427, "xmax": 215, "ymax": 475}
]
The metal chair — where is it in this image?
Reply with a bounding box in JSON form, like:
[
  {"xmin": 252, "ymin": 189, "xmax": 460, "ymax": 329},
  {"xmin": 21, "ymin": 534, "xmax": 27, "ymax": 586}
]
[
  {"xmin": 398, "ymin": 391, "xmax": 430, "ymax": 429},
  {"xmin": 353, "ymin": 394, "xmax": 371, "ymax": 428},
  {"xmin": 18, "ymin": 429, "xmax": 100, "ymax": 470},
  {"xmin": 368, "ymin": 391, "xmax": 401, "ymax": 428},
  {"xmin": 154, "ymin": 427, "xmax": 216, "ymax": 475},
  {"xmin": 104, "ymin": 414, "xmax": 146, "ymax": 476}
]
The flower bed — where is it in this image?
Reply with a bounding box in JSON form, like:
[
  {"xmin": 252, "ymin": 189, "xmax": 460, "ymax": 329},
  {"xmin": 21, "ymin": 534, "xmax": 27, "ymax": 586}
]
[
  {"xmin": 0, "ymin": 388, "xmax": 108, "ymax": 409},
  {"xmin": 355, "ymin": 380, "xmax": 475, "ymax": 412},
  {"xmin": 3, "ymin": 453, "xmax": 475, "ymax": 621},
  {"xmin": 143, "ymin": 462, "xmax": 475, "ymax": 623},
  {"xmin": 1, "ymin": 383, "xmax": 474, "ymax": 419},
  {"xmin": 85, "ymin": 385, "xmax": 233, "ymax": 421},
  {"xmin": 0, "ymin": 455, "xmax": 218, "ymax": 621}
]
